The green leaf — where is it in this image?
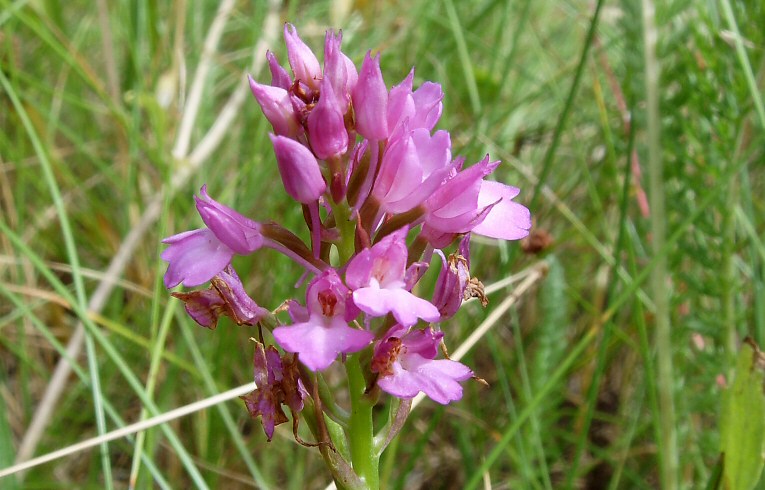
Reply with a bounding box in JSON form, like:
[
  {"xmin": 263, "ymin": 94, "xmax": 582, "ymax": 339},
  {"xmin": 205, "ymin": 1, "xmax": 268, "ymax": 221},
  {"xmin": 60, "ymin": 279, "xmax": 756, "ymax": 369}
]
[{"xmin": 720, "ymin": 338, "xmax": 765, "ymax": 490}]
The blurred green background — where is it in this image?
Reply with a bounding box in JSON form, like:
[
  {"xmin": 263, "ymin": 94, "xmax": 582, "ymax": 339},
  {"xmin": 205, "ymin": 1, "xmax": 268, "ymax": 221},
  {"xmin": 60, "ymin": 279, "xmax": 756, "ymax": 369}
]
[{"xmin": 1, "ymin": 0, "xmax": 764, "ymax": 488}]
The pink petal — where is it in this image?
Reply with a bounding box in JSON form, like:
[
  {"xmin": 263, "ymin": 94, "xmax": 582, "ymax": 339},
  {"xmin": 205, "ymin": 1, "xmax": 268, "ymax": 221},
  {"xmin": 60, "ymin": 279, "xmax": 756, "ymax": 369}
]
[
  {"xmin": 161, "ymin": 228, "xmax": 233, "ymax": 288},
  {"xmin": 273, "ymin": 317, "xmax": 373, "ymax": 371},
  {"xmin": 471, "ymin": 180, "xmax": 532, "ymax": 240}
]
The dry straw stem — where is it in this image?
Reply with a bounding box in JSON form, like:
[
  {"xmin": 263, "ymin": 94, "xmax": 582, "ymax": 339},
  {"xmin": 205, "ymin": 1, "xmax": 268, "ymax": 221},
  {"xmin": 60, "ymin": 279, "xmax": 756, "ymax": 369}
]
[
  {"xmin": 411, "ymin": 260, "xmax": 548, "ymax": 411},
  {"xmin": 14, "ymin": 0, "xmax": 282, "ymax": 466},
  {"xmin": 0, "ymin": 382, "xmax": 259, "ymax": 479}
]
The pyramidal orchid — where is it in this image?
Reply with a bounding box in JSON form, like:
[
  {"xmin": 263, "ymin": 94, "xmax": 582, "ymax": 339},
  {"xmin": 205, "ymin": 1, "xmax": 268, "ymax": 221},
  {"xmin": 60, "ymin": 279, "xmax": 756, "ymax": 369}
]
[{"xmin": 160, "ymin": 23, "xmax": 532, "ymax": 489}]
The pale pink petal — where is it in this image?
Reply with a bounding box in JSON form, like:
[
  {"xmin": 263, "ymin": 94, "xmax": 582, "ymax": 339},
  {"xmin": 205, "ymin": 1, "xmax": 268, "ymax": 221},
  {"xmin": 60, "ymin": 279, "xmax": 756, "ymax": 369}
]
[
  {"xmin": 273, "ymin": 317, "xmax": 373, "ymax": 371},
  {"xmin": 471, "ymin": 180, "xmax": 532, "ymax": 240},
  {"xmin": 161, "ymin": 229, "xmax": 233, "ymax": 288}
]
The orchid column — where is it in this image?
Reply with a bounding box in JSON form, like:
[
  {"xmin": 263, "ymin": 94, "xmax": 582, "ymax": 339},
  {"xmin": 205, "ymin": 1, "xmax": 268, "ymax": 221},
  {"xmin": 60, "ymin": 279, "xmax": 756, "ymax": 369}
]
[{"xmin": 161, "ymin": 24, "xmax": 531, "ymax": 489}]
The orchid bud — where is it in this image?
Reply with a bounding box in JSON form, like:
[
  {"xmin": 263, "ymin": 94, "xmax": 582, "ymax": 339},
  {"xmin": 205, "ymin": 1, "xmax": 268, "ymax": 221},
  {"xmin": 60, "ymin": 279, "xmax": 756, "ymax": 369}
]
[
  {"xmin": 248, "ymin": 76, "xmax": 300, "ymax": 137},
  {"xmin": 284, "ymin": 23, "xmax": 321, "ymax": 91},
  {"xmin": 323, "ymin": 30, "xmax": 357, "ymax": 113},
  {"xmin": 307, "ymin": 78, "xmax": 348, "ymax": 160},
  {"xmin": 269, "ymin": 134, "xmax": 326, "ymax": 203},
  {"xmin": 352, "ymin": 52, "xmax": 389, "ymax": 140}
]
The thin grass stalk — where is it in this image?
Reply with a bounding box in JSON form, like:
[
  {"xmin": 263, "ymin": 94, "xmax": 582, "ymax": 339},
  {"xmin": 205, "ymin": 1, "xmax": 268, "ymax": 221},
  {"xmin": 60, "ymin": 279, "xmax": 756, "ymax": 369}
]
[
  {"xmin": 171, "ymin": 0, "xmax": 236, "ymax": 160},
  {"xmin": 563, "ymin": 66, "xmax": 640, "ymax": 487},
  {"xmin": 719, "ymin": 0, "xmax": 765, "ymax": 128},
  {"xmin": 641, "ymin": 0, "xmax": 678, "ymax": 487},
  {"xmin": 0, "ymin": 287, "xmax": 172, "ymax": 487},
  {"xmin": 0, "ymin": 70, "xmax": 114, "ymax": 484},
  {"xmin": 0, "ymin": 221, "xmax": 210, "ymax": 488},
  {"xmin": 12, "ymin": 0, "xmax": 281, "ymax": 466},
  {"xmin": 463, "ymin": 328, "xmax": 600, "ymax": 490},
  {"xmin": 444, "ymin": 0, "xmax": 481, "ymax": 115},
  {"xmin": 0, "ymin": 381, "xmax": 259, "ymax": 479},
  {"xmin": 127, "ymin": 299, "xmax": 177, "ymax": 487},
  {"xmin": 177, "ymin": 312, "xmax": 270, "ymax": 488},
  {"xmin": 529, "ymin": 0, "xmax": 605, "ymax": 211},
  {"xmin": 510, "ymin": 317, "xmax": 553, "ymax": 490}
]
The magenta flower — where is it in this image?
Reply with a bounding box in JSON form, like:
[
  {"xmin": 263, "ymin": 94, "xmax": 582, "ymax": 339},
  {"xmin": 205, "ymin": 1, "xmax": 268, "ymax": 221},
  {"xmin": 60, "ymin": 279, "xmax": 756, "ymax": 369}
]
[
  {"xmin": 273, "ymin": 270, "xmax": 373, "ymax": 371},
  {"xmin": 386, "ymin": 70, "xmax": 444, "ymax": 134},
  {"xmin": 269, "ymin": 134, "xmax": 327, "ymax": 203},
  {"xmin": 410, "ymin": 81, "xmax": 444, "ymax": 131},
  {"xmin": 422, "ymin": 157, "xmax": 531, "ymax": 243},
  {"xmin": 248, "ymin": 76, "xmax": 301, "ymax": 137},
  {"xmin": 352, "ymin": 52, "xmax": 389, "ymax": 140},
  {"xmin": 346, "ymin": 227, "xmax": 440, "ymax": 327},
  {"xmin": 423, "ymin": 155, "xmax": 499, "ymax": 236},
  {"xmin": 372, "ymin": 325, "xmax": 472, "ymax": 404},
  {"xmin": 283, "ymin": 23, "xmax": 321, "ymax": 91},
  {"xmin": 162, "ymin": 186, "xmax": 265, "ymax": 288},
  {"xmin": 171, "ymin": 266, "xmax": 269, "ymax": 329},
  {"xmin": 241, "ymin": 341, "xmax": 306, "ymax": 441},
  {"xmin": 386, "ymin": 70, "xmax": 415, "ymax": 135},
  {"xmin": 372, "ymin": 127, "xmax": 454, "ymax": 214}
]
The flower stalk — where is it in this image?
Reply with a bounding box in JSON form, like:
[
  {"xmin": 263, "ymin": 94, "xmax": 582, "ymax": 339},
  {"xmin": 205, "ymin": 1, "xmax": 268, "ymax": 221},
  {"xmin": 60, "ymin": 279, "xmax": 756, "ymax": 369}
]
[{"xmin": 347, "ymin": 355, "xmax": 379, "ymax": 490}]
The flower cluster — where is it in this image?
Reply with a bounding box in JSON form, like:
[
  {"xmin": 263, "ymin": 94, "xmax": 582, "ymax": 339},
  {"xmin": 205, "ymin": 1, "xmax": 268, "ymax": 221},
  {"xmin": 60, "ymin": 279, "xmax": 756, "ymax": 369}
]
[{"xmin": 162, "ymin": 24, "xmax": 530, "ymax": 445}]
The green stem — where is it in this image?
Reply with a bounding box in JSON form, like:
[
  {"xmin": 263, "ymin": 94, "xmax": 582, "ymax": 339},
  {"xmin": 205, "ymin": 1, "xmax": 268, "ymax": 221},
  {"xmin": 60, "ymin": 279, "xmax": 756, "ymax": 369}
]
[
  {"xmin": 641, "ymin": 1, "xmax": 678, "ymax": 488},
  {"xmin": 346, "ymin": 355, "xmax": 379, "ymax": 490},
  {"xmin": 330, "ymin": 199, "xmax": 356, "ymax": 264}
]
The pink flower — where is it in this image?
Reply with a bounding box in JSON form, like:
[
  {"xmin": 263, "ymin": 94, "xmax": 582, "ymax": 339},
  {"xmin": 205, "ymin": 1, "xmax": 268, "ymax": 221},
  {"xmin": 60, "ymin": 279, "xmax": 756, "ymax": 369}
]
[
  {"xmin": 423, "ymin": 157, "xmax": 531, "ymax": 243},
  {"xmin": 194, "ymin": 185, "xmax": 264, "ymax": 254},
  {"xmin": 410, "ymin": 81, "xmax": 444, "ymax": 130},
  {"xmin": 372, "ymin": 127, "xmax": 454, "ymax": 214},
  {"xmin": 161, "ymin": 228, "xmax": 235, "ymax": 288},
  {"xmin": 273, "ymin": 270, "xmax": 373, "ymax": 371},
  {"xmin": 423, "ymin": 155, "xmax": 499, "ymax": 236},
  {"xmin": 171, "ymin": 266, "xmax": 269, "ymax": 329},
  {"xmin": 269, "ymin": 134, "xmax": 327, "ymax": 203},
  {"xmin": 241, "ymin": 341, "xmax": 307, "ymax": 441},
  {"xmin": 352, "ymin": 52, "xmax": 388, "ymax": 140},
  {"xmin": 372, "ymin": 325, "xmax": 472, "ymax": 404},
  {"xmin": 161, "ymin": 186, "xmax": 265, "ymax": 287},
  {"xmin": 346, "ymin": 227, "xmax": 440, "ymax": 327},
  {"xmin": 386, "ymin": 70, "xmax": 444, "ymax": 134}
]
